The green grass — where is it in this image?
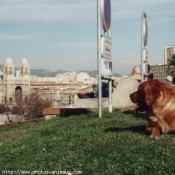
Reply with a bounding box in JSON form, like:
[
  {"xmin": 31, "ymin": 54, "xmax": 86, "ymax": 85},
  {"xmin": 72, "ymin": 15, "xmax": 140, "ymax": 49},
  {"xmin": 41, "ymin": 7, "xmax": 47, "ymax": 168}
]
[{"xmin": 1, "ymin": 109, "xmax": 175, "ymax": 175}]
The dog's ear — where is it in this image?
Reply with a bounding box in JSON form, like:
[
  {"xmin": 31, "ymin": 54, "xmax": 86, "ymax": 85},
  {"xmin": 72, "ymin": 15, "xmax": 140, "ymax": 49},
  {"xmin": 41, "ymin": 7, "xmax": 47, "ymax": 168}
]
[
  {"xmin": 143, "ymin": 81, "xmax": 160, "ymax": 106},
  {"xmin": 130, "ymin": 92, "xmax": 139, "ymax": 103}
]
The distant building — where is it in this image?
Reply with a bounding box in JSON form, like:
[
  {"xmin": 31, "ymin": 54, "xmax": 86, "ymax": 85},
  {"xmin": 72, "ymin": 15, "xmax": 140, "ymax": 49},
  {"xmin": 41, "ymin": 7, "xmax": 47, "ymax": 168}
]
[
  {"xmin": 56, "ymin": 72, "xmax": 97, "ymax": 84},
  {"xmin": 0, "ymin": 58, "xmax": 95, "ymax": 106},
  {"xmin": 164, "ymin": 45, "xmax": 175, "ymax": 65},
  {"xmin": 30, "ymin": 72, "xmax": 97, "ymax": 85},
  {"xmin": 30, "ymin": 82, "xmax": 93, "ymax": 106},
  {"xmin": 151, "ymin": 64, "xmax": 175, "ymax": 82}
]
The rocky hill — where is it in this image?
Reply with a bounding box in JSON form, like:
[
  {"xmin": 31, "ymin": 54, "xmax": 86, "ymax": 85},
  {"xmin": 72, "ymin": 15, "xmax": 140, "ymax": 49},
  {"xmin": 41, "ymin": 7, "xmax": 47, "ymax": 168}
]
[{"xmin": 0, "ymin": 64, "xmax": 121, "ymax": 78}]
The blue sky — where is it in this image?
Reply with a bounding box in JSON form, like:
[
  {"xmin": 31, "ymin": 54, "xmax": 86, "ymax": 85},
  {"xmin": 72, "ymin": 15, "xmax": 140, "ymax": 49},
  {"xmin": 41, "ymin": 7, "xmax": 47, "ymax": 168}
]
[{"xmin": 0, "ymin": 0, "xmax": 174, "ymax": 74}]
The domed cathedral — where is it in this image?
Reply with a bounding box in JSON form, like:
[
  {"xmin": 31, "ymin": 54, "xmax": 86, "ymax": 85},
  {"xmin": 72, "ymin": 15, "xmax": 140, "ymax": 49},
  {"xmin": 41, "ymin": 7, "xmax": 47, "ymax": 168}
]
[{"xmin": 1, "ymin": 58, "xmax": 30, "ymax": 105}]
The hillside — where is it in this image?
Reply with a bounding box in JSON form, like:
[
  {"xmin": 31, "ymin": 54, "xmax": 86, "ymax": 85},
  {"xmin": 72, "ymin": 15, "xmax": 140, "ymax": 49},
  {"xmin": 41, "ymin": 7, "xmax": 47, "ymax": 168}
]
[
  {"xmin": 1, "ymin": 110, "xmax": 175, "ymax": 174},
  {"xmin": 0, "ymin": 64, "xmax": 121, "ymax": 78}
]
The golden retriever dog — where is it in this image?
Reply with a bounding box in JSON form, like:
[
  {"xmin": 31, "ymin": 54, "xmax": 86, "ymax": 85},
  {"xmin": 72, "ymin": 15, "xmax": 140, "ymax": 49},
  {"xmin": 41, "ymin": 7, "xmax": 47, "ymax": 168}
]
[{"xmin": 130, "ymin": 79, "xmax": 175, "ymax": 140}]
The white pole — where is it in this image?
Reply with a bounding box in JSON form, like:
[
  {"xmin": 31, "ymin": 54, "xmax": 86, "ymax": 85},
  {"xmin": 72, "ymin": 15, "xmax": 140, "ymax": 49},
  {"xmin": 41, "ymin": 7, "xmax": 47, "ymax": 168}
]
[
  {"xmin": 97, "ymin": 0, "xmax": 102, "ymax": 118},
  {"xmin": 141, "ymin": 12, "xmax": 148, "ymax": 82},
  {"xmin": 141, "ymin": 12, "xmax": 145, "ymax": 82},
  {"xmin": 108, "ymin": 79, "xmax": 112, "ymax": 113},
  {"xmin": 108, "ymin": 30, "xmax": 112, "ymax": 113}
]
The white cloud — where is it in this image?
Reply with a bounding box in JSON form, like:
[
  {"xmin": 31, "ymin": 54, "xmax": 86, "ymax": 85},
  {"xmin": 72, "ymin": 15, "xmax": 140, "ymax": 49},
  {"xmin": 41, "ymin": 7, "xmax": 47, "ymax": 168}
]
[
  {"xmin": 0, "ymin": 0, "xmax": 174, "ymax": 26},
  {"xmin": 0, "ymin": 34, "xmax": 36, "ymax": 40},
  {"xmin": 54, "ymin": 42, "xmax": 96, "ymax": 48},
  {"xmin": 112, "ymin": 0, "xmax": 175, "ymax": 23},
  {"xmin": 1, "ymin": 0, "xmax": 173, "ymax": 34},
  {"xmin": 0, "ymin": 1, "xmax": 96, "ymax": 22},
  {"xmin": 0, "ymin": 0, "xmax": 174, "ymax": 74}
]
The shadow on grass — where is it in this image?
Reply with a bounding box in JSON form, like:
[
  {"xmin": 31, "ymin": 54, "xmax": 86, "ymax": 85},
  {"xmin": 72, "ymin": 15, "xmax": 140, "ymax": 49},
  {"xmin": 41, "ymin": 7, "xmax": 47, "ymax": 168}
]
[
  {"xmin": 122, "ymin": 110, "xmax": 146, "ymax": 120},
  {"xmin": 59, "ymin": 108, "xmax": 94, "ymax": 117},
  {"xmin": 105, "ymin": 125, "xmax": 148, "ymax": 135}
]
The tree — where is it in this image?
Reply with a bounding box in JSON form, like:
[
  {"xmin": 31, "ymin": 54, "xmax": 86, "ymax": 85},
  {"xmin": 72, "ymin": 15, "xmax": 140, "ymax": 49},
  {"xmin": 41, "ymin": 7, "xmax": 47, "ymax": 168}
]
[
  {"xmin": 169, "ymin": 54, "xmax": 175, "ymax": 65},
  {"xmin": 0, "ymin": 104, "xmax": 13, "ymax": 122},
  {"xmin": 12, "ymin": 106, "xmax": 22, "ymax": 115},
  {"xmin": 167, "ymin": 54, "xmax": 175, "ymax": 84},
  {"xmin": 0, "ymin": 104, "xmax": 6, "ymax": 114},
  {"xmin": 11, "ymin": 92, "xmax": 50, "ymax": 121},
  {"xmin": 25, "ymin": 92, "xmax": 50, "ymax": 119}
]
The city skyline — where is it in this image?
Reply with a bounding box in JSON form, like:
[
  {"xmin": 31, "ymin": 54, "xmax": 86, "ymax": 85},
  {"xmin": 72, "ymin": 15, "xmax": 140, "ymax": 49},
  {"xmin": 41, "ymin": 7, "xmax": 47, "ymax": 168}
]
[{"xmin": 0, "ymin": 0, "xmax": 174, "ymax": 75}]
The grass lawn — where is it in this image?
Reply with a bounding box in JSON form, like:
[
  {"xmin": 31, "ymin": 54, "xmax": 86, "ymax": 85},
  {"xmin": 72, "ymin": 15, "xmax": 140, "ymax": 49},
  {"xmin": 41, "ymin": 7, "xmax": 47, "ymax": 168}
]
[{"xmin": 1, "ymin": 109, "xmax": 175, "ymax": 175}]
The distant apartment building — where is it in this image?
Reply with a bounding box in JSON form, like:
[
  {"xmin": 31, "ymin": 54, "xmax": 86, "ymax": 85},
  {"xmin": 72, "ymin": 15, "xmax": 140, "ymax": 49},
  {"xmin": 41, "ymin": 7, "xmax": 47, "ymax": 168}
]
[
  {"xmin": 164, "ymin": 45, "xmax": 175, "ymax": 65},
  {"xmin": 56, "ymin": 72, "xmax": 96, "ymax": 84},
  {"xmin": 30, "ymin": 72, "xmax": 97, "ymax": 85},
  {"xmin": 0, "ymin": 58, "xmax": 95, "ymax": 106},
  {"xmin": 30, "ymin": 82, "xmax": 92, "ymax": 106}
]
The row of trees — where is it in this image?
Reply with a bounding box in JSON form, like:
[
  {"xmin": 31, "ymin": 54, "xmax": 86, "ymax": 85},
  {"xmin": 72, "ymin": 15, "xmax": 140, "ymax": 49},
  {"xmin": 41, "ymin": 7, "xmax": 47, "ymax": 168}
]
[{"xmin": 0, "ymin": 92, "xmax": 50, "ymax": 123}]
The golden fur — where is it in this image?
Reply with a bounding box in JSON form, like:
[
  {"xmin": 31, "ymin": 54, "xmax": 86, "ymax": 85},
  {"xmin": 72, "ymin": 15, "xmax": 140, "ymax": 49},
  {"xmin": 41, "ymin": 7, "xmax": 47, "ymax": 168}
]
[{"xmin": 130, "ymin": 79, "xmax": 175, "ymax": 139}]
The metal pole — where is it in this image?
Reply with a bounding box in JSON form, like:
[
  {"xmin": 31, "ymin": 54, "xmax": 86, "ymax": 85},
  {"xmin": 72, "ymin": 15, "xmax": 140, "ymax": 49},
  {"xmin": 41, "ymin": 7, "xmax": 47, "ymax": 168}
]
[
  {"xmin": 108, "ymin": 29, "xmax": 112, "ymax": 113},
  {"xmin": 108, "ymin": 79, "xmax": 112, "ymax": 112},
  {"xmin": 97, "ymin": 0, "xmax": 102, "ymax": 118},
  {"xmin": 141, "ymin": 12, "xmax": 144, "ymax": 82},
  {"xmin": 141, "ymin": 12, "xmax": 145, "ymax": 82},
  {"xmin": 141, "ymin": 12, "xmax": 148, "ymax": 82}
]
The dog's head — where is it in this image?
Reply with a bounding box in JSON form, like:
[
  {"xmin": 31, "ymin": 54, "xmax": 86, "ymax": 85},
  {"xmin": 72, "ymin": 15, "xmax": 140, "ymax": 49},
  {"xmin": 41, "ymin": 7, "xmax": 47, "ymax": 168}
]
[{"xmin": 130, "ymin": 80, "xmax": 161, "ymax": 112}]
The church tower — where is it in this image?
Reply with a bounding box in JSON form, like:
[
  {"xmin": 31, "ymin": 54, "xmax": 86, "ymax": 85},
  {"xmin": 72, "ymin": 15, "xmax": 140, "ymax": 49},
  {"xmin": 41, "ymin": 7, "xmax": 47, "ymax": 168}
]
[
  {"xmin": 3, "ymin": 57, "xmax": 15, "ymax": 77},
  {"xmin": 3, "ymin": 58, "xmax": 15, "ymax": 104},
  {"xmin": 18, "ymin": 58, "xmax": 30, "ymax": 102},
  {"xmin": 19, "ymin": 58, "xmax": 30, "ymax": 77},
  {"xmin": 2, "ymin": 58, "xmax": 30, "ymax": 105}
]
